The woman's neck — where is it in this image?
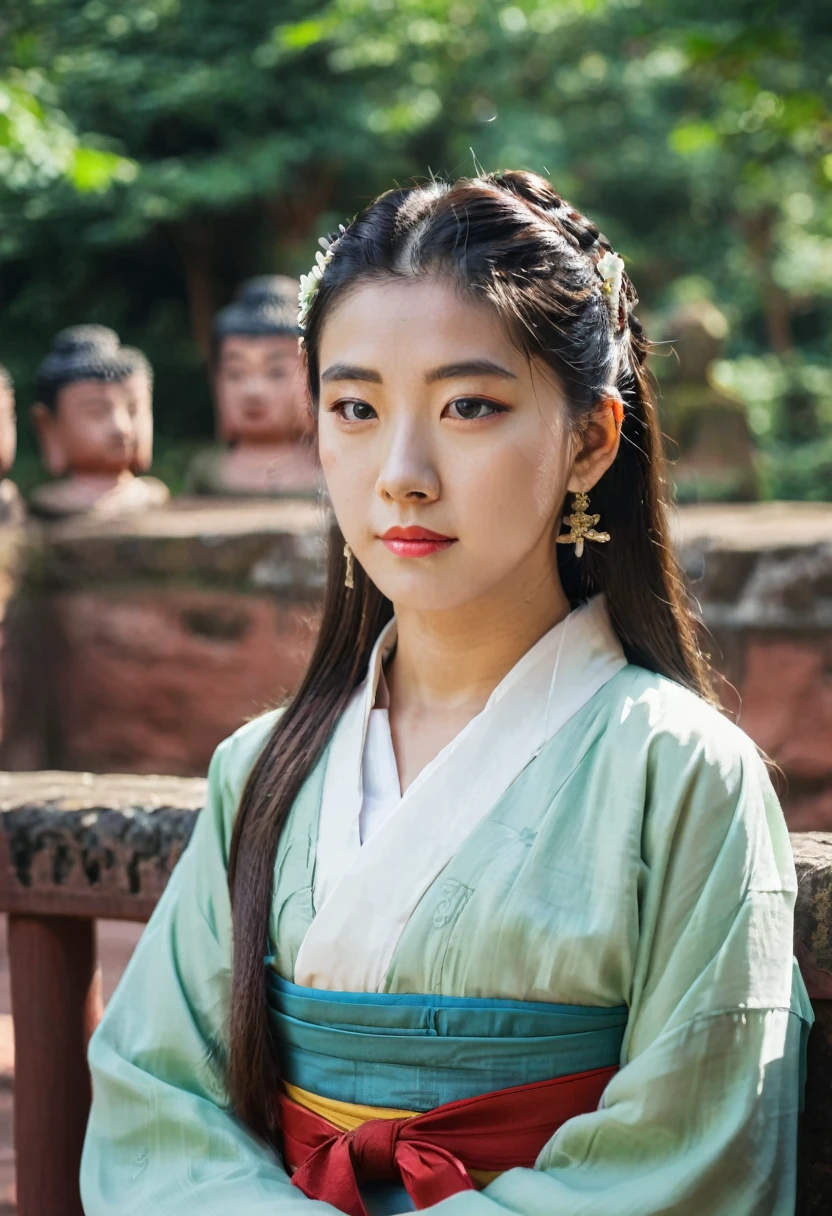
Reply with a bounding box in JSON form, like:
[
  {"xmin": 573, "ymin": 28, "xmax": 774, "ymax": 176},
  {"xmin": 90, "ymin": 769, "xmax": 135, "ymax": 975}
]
[{"xmin": 386, "ymin": 567, "xmax": 571, "ymax": 718}]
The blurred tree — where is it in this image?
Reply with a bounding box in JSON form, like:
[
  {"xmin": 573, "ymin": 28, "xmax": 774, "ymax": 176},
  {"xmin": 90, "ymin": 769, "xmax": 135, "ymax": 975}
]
[{"xmin": 0, "ymin": 0, "xmax": 829, "ymax": 493}]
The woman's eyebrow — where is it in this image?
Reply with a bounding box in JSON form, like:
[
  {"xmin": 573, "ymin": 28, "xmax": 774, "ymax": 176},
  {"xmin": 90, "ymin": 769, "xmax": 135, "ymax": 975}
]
[
  {"xmin": 321, "ymin": 363, "xmax": 383, "ymax": 384},
  {"xmin": 320, "ymin": 358, "xmax": 517, "ymax": 386},
  {"xmin": 425, "ymin": 360, "xmax": 517, "ymax": 384}
]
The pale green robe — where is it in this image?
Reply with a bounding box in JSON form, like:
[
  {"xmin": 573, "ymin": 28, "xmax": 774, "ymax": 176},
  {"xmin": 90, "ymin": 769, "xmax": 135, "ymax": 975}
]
[{"xmin": 81, "ymin": 608, "xmax": 812, "ymax": 1215}]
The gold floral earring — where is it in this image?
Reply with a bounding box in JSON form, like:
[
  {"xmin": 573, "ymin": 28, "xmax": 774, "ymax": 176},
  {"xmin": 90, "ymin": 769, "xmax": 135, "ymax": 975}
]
[
  {"xmin": 343, "ymin": 542, "xmax": 355, "ymax": 590},
  {"xmin": 556, "ymin": 491, "xmax": 610, "ymax": 558}
]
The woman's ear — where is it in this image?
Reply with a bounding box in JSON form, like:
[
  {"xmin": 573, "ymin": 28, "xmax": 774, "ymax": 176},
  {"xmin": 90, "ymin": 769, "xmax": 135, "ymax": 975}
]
[
  {"xmin": 31, "ymin": 403, "xmax": 68, "ymax": 477},
  {"xmin": 567, "ymin": 392, "xmax": 623, "ymax": 493}
]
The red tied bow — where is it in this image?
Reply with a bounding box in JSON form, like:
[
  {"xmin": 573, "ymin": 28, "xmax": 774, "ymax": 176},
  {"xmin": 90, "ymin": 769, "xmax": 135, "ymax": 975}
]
[{"xmin": 278, "ymin": 1066, "xmax": 617, "ymax": 1216}]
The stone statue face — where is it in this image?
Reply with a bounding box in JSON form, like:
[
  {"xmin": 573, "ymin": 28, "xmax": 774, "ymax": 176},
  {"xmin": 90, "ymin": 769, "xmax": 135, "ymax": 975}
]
[
  {"xmin": 214, "ymin": 334, "xmax": 309, "ymax": 446},
  {"xmin": 0, "ymin": 382, "xmax": 17, "ymax": 478},
  {"xmin": 32, "ymin": 378, "xmax": 140, "ymax": 477},
  {"xmin": 125, "ymin": 370, "xmax": 154, "ymax": 473}
]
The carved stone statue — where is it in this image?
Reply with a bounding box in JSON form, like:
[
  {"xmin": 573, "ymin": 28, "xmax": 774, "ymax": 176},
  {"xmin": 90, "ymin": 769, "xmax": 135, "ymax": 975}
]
[
  {"xmin": 658, "ymin": 300, "xmax": 759, "ymax": 502},
  {"xmin": 0, "ymin": 363, "xmax": 24, "ymax": 524},
  {"xmin": 30, "ymin": 326, "xmax": 169, "ymax": 518},
  {"xmin": 185, "ymin": 276, "xmax": 318, "ymax": 497}
]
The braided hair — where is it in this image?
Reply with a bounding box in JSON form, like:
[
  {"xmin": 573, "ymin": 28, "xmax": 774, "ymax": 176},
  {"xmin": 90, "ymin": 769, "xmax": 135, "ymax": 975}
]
[{"xmin": 227, "ymin": 171, "xmax": 714, "ymax": 1136}]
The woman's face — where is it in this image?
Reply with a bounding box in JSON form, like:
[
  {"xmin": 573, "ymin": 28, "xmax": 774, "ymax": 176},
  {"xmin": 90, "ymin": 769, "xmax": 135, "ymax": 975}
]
[{"xmin": 317, "ymin": 276, "xmax": 595, "ymax": 614}]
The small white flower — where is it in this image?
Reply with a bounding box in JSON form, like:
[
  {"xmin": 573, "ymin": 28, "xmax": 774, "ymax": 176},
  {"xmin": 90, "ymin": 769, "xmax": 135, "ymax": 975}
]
[
  {"xmin": 596, "ymin": 249, "xmax": 623, "ymax": 293},
  {"xmin": 297, "ymin": 249, "xmax": 334, "ymax": 328},
  {"xmin": 595, "ymin": 249, "xmax": 625, "ymax": 332},
  {"xmin": 298, "ymin": 228, "xmax": 348, "ymax": 329},
  {"xmin": 318, "ymin": 225, "xmax": 348, "ymax": 256}
]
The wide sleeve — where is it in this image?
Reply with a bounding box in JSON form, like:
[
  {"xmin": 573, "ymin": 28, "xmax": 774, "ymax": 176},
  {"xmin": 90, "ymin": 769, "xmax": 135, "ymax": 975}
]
[
  {"xmin": 432, "ymin": 728, "xmax": 813, "ymax": 1216},
  {"xmin": 80, "ymin": 721, "xmax": 338, "ymax": 1215}
]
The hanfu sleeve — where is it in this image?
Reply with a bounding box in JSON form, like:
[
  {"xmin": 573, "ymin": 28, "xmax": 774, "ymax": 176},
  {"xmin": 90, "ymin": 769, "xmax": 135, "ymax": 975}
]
[
  {"xmin": 80, "ymin": 717, "xmax": 336, "ymax": 1216},
  {"xmin": 433, "ymin": 726, "xmax": 813, "ymax": 1216}
]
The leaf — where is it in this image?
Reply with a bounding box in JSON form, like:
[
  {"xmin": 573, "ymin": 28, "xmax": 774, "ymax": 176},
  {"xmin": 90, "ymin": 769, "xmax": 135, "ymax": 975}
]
[
  {"xmin": 669, "ymin": 121, "xmax": 719, "ymax": 156},
  {"xmin": 69, "ymin": 146, "xmax": 137, "ymax": 192}
]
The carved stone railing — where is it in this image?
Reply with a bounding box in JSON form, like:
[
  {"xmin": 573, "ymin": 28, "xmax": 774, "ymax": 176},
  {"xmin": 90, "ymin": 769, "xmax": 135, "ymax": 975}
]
[{"xmin": 0, "ymin": 774, "xmax": 828, "ymax": 1214}]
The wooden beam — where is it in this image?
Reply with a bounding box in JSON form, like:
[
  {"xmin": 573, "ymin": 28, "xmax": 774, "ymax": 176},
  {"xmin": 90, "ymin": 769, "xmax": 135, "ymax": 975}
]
[{"xmin": 8, "ymin": 915, "xmax": 102, "ymax": 1216}]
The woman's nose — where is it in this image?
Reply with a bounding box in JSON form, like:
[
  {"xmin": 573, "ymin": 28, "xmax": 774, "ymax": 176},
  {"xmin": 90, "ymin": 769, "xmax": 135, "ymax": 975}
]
[{"xmin": 375, "ymin": 425, "xmax": 440, "ymax": 504}]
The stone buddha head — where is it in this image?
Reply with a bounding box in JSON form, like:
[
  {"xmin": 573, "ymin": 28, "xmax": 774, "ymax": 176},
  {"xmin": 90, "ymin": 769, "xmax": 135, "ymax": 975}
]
[
  {"xmin": 661, "ymin": 300, "xmax": 729, "ymax": 386},
  {"xmin": 31, "ymin": 326, "xmax": 168, "ymax": 517},
  {"xmin": 33, "ymin": 326, "xmax": 137, "ymax": 477},
  {"xmin": 186, "ymin": 275, "xmax": 317, "ymax": 496},
  {"xmin": 657, "ymin": 300, "xmax": 758, "ymax": 502},
  {"xmin": 212, "ymin": 276, "xmax": 311, "ymax": 447}
]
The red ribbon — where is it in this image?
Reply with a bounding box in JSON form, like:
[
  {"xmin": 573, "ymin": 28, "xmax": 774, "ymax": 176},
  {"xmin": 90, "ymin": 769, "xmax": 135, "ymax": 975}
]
[{"xmin": 278, "ymin": 1065, "xmax": 616, "ymax": 1216}]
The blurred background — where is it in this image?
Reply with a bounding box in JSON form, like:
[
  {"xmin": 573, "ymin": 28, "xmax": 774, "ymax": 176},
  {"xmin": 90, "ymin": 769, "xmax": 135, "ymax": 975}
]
[
  {"xmin": 0, "ymin": 4, "xmax": 830, "ymax": 1211},
  {"xmin": 1, "ymin": 0, "xmax": 830, "ymax": 500}
]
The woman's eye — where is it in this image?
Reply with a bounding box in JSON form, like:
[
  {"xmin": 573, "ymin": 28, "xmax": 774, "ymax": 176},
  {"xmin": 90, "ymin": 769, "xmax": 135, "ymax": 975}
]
[
  {"xmin": 445, "ymin": 397, "xmax": 505, "ymax": 421},
  {"xmin": 333, "ymin": 400, "xmax": 377, "ymax": 422}
]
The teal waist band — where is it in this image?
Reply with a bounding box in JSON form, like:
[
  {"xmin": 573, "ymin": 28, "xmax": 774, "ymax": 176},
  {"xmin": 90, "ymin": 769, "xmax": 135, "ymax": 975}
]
[{"xmin": 266, "ymin": 970, "xmax": 628, "ymax": 1111}]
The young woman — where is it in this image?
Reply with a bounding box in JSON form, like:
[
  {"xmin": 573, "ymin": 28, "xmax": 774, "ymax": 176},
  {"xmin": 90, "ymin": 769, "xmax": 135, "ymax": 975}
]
[{"xmin": 81, "ymin": 171, "xmax": 812, "ymax": 1216}]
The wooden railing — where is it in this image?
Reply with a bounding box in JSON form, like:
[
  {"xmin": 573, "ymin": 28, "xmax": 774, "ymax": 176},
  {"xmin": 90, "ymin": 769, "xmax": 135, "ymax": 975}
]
[{"xmin": 0, "ymin": 773, "xmax": 829, "ymax": 1215}]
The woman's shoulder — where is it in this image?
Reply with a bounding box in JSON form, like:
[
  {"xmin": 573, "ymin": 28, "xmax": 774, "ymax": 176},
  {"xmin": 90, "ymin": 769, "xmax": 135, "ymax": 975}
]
[
  {"xmin": 603, "ymin": 664, "xmax": 793, "ymax": 880},
  {"xmin": 606, "ymin": 664, "xmax": 794, "ymax": 900},
  {"xmin": 604, "ymin": 661, "xmax": 766, "ymax": 797}
]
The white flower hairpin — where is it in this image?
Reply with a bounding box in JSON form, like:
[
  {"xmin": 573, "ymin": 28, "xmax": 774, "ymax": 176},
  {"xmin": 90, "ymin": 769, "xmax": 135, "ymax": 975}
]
[
  {"xmin": 595, "ymin": 249, "xmax": 626, "ymax": 334},
  {"xmin": 297, "ymin": 224, "xmax": 348, "ymax": 330}
]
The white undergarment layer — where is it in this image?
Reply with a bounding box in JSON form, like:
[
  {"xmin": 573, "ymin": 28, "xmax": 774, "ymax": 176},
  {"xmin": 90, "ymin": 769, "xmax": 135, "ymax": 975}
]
[{"xmin": 358, "ymin": 707, "xmax": 402, "ymax": 844}]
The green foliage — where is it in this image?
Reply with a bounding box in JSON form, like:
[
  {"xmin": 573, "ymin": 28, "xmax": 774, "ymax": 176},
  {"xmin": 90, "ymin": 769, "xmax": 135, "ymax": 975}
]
[{"xmin": 0, "ymin": 0, "xmax": 830, "ymax": 496}]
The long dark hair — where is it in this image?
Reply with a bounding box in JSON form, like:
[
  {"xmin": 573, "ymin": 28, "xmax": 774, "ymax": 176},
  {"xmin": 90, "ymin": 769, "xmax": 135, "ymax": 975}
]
[{"xmin": 227, "ymin": 170, "xmax": 716, "ymax": 1137}]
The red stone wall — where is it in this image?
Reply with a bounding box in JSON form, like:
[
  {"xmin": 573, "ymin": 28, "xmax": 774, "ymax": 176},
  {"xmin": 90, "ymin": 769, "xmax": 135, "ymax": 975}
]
[
  {"xmin": 736, "ymin": 632, "xmax": 832, "ymax": 831},
  {"xmin": 40, "ymin": 590, "xmax": 319, "ymax": 775}
]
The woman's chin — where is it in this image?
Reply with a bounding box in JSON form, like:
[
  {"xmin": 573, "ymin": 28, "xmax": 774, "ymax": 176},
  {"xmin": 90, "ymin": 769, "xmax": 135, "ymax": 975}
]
[{"xmin": 367, "ymin": 569, "xmax": 493, "ymax": 615}]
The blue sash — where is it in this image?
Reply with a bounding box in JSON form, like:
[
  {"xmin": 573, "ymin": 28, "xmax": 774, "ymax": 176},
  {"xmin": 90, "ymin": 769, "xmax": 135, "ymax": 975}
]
[{"xmin": 265, "ymin": 969, "xmax": 628, "ymax": 1112}]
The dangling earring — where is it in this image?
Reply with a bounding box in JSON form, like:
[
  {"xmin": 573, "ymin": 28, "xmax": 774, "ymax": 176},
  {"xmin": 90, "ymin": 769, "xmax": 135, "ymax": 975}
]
[
  {"xmin": 343, "ymin": 542, "xmax": 355, "ymax": 590},
  {"xmin": 556, "ymin": 491, "xmax": 610, "ymax": 558}
]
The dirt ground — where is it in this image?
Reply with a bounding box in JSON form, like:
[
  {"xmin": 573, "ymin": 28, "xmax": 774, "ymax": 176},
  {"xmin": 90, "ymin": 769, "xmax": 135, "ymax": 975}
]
[{"xmin": 0, "ymin": 915, "xmax": 143, "ymax": 1213}]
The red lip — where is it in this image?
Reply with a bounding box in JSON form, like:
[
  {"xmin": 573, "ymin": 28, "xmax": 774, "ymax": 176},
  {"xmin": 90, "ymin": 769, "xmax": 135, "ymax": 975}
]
[
  {"xmin": 382, "ymin": 526, "xmax": 454, "ymax": 541},
  {"xmin": 380, "ymin": 525, "xmax": 457, "ymax": 558}
]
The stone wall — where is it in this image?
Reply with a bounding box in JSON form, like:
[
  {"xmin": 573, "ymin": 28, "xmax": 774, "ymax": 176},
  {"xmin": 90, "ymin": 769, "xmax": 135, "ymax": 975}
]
[
  {"xmin": 1, "ymin": 498, "xmax": 831, "ymax": 827},
  {"xmin": 673, "ymin": 503, "xmax": 832, "ymax": 831},
  {"xmin": 0, "ymin": 500, "xmax": 325, "ymax": 775}
]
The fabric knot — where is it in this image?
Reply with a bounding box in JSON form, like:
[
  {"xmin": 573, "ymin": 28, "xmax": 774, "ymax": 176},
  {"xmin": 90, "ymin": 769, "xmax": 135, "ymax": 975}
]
[{"xmin": 347, "ymin": 1118, "xmax": 405, "ymax": 1182}]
